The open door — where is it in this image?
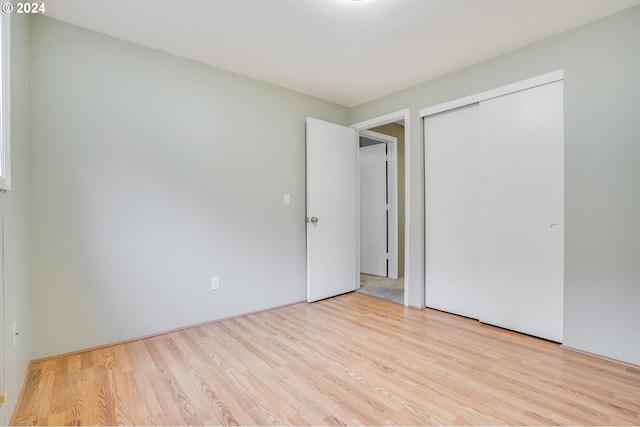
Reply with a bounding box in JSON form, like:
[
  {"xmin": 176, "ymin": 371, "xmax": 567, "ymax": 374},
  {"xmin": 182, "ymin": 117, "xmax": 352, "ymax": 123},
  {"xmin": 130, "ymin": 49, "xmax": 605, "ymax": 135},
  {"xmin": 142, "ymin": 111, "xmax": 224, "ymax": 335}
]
[{"xmin": 306, "ymin": 117, "xmax": 358, "ymax": 302}]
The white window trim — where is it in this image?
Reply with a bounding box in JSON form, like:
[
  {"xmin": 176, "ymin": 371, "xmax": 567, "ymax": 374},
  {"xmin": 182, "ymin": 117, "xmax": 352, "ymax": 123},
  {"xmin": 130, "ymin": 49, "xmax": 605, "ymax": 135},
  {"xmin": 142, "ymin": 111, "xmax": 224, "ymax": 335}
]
[{"xmin": 1, "ymin": 12, "xmax": 10, "ymax": 191}]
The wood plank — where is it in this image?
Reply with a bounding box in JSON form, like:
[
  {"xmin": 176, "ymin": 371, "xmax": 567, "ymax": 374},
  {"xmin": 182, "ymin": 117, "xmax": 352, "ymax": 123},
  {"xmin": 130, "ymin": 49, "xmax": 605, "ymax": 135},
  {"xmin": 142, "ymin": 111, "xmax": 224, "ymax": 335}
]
[{"xmin": 11, "ymin": 292, "xmax": 640, "ymax": 426}]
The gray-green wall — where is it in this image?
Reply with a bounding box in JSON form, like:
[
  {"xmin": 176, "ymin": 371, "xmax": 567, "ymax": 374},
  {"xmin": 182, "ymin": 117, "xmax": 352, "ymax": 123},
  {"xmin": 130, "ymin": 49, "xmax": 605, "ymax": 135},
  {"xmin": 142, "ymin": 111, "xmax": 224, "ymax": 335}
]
[
  {"xmin": 28, "ymin": 16, "xmax": 348, "ymax": 359},
  {"xmin": 351, "ymin": 5, "xmax": 640, "ymax": 365},
  {"xmin": 0, "ymin": 14, "xmax": 31, "ymax": 425}
]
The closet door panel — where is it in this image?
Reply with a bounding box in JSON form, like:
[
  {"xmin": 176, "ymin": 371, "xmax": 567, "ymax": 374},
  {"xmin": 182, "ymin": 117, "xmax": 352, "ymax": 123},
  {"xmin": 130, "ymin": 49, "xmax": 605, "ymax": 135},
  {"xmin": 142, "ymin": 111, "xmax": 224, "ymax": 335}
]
[
  {"xmin": 476, "ymin": 81, "xmax": 564, "ymax": 342},
  {"xmin": 425, "ymin": 104, "xmax": 482, "ymax": 319}
]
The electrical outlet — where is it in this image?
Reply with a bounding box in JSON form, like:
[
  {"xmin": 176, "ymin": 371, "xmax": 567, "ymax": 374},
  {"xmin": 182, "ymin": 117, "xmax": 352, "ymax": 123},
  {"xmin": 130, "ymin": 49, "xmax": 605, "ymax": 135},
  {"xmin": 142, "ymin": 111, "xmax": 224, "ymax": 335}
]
[
  {"xmin": 211, "ymin": 276, "xmax": 220, "ymax": 291},
  {"xmin": 12, "ymin": 321, "xmax": 17, "ymax": 348}
]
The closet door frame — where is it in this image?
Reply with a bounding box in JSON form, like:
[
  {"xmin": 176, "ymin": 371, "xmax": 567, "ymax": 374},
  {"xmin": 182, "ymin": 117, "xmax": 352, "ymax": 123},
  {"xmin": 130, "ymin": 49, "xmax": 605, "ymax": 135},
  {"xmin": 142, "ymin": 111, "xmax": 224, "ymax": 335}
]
[{"xmin": 420, "ymin": 70, "xmax": 563, "ymax": 118}]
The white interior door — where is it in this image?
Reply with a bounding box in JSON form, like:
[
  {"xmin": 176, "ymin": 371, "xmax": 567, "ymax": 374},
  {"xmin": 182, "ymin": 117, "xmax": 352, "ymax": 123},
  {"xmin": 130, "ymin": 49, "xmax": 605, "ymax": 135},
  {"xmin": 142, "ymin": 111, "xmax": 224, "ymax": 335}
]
[
  {"xmin": 306, "ymin": 117, "xmax": 358, "ymax": 302},
  {"xmin": 360, "ymin": 143, "xmax": 388, "ymax": 277}
]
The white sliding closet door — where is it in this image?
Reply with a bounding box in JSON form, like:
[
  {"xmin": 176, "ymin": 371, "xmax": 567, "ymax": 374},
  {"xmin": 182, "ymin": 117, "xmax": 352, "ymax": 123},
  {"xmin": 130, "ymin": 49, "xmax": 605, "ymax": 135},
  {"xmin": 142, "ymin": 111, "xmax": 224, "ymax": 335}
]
[
  {"xmin": 425, "ymin": 105, "xmax": 482, "ymax": 319},
  {"xmin": 424, "ymin": 78, "xmax": 564, "ymax": 343},
  {"xmin": 476, "ymin": 81, "xmax": 564, "ymax": 342}
]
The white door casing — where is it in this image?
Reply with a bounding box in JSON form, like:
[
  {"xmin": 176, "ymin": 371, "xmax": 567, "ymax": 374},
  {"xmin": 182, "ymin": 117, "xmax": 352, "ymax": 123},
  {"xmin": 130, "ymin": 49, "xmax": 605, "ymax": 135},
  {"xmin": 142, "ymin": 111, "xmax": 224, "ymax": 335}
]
[
  {"xmin": 359, "ymin": 142, "xmax": 388, "ymax": 277},
  {"xmin": 359, "ymin": 130, "xmax": 399, "ymax": 279},
  {"xmin": 306, "ymin": 117, "xmax": 358, "ymax": 302}
]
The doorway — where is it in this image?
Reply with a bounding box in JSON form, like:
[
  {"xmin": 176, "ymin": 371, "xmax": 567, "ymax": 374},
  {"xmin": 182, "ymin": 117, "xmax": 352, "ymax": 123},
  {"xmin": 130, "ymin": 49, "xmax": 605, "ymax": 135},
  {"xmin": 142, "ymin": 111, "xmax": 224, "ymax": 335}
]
[
  {"xmin": 356, "ymin": 124, "xmax": 405, "ymax": 304},
  {"xmin": 306, "ymin": 109, "xmax": 412, "ymax": 306}
]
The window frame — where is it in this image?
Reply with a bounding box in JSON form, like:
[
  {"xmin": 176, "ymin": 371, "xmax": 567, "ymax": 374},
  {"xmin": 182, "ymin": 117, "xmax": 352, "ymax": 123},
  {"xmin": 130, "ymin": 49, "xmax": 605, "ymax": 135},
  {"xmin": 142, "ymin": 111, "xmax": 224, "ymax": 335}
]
[{"xmin": 0, "ymin": 12, "xmax": 10, "ymax": 191}]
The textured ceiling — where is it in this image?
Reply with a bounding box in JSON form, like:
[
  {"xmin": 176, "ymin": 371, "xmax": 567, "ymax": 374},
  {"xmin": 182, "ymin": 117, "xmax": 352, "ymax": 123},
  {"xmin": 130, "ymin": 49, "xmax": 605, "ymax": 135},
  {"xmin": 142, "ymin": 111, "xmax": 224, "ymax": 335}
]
[{"xmin": 43, "ymin": 0, "xmax": 640, "ymax": 107}]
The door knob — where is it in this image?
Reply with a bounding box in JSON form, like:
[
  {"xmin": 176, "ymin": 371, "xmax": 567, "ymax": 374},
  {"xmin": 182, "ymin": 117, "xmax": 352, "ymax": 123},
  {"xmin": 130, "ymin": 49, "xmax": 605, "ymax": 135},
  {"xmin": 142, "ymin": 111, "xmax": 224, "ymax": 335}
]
[{"xmin": 310, "ymin": 217, "xmax": 319, "ymax": 224}]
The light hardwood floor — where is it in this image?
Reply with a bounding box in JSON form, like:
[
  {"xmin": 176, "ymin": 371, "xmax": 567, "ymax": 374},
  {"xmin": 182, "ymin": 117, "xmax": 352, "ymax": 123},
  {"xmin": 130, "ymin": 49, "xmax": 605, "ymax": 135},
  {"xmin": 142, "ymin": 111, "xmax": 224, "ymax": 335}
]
[{"xmin": 11, "ymin": 292, "xmax": 640, "ymax": 426}]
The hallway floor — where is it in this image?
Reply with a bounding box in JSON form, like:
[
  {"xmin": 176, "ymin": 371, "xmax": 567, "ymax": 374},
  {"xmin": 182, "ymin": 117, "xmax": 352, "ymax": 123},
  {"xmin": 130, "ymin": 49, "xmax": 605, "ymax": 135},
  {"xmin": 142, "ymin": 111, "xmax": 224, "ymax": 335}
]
[{"xmin": 357, "ymin": 274, "xmax": 404, "ymax": 304}]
